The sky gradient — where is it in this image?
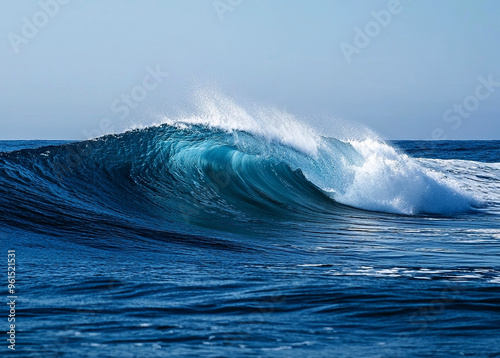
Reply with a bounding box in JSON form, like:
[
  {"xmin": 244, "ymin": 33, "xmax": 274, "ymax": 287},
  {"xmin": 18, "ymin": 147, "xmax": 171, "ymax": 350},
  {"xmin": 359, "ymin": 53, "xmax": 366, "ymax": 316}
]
[{"xmin": 1, "ymin": 0, "xmax": 499, "ymax": 140}]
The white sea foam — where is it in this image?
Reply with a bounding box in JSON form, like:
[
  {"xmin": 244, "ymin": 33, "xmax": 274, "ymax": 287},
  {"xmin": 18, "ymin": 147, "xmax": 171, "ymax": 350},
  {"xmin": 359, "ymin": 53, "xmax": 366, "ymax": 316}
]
[
  {"xmin": 160, "ymin": 90, "xmax": 320, "ymax": 156},
  {"xmin": 156, "ymin": 90, "xmax": 489, "ymax": 215},
  {"xmin": 330, "ymin": 139, "xmax": 482, "ymax": 214}
]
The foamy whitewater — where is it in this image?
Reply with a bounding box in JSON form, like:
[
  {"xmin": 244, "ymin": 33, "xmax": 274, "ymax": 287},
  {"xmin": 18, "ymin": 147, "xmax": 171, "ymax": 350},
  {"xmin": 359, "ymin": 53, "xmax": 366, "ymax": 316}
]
[
  {"xmin": 1, "ymin": 93, "xmax": 499, "ymax": 357},
  {"xmin": 156, "ymin": 92, "xmax": 484, "ymax": 215}
]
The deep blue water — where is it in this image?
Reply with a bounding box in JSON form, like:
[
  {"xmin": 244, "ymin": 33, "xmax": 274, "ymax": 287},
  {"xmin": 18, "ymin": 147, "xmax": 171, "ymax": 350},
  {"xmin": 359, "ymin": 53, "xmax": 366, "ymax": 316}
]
[{"xmin": 1, "ymin": 125, "xmax": 499, "ymax": 357}]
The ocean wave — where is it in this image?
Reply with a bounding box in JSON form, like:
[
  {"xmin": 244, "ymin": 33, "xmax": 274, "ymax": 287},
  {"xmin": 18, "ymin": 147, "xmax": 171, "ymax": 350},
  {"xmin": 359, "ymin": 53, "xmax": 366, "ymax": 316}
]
[{"xmin": 0, "ymin": 98, "xmax": 487, "ymax": 240}]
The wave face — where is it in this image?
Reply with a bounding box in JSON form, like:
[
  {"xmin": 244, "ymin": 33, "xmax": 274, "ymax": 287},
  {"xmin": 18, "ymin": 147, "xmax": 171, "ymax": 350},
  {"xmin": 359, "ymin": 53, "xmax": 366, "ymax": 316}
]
[{"xmin": 0, "ymin": 97, "xmax": 489, "ymax": 240}]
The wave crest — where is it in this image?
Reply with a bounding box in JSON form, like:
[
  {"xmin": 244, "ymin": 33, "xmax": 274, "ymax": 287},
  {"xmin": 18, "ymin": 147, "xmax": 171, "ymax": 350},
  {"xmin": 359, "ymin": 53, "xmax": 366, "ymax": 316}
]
[{"xmin": 0, "ymin": 95, "xmax": 483, "ymax": 233}]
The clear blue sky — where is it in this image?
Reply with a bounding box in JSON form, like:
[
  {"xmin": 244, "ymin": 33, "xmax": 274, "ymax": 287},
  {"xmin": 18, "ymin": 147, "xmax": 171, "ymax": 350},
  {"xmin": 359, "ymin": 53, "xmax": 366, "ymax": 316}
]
[{"xmin": 1, "ymin": 0, "xmax": 499, "ymax": 140}]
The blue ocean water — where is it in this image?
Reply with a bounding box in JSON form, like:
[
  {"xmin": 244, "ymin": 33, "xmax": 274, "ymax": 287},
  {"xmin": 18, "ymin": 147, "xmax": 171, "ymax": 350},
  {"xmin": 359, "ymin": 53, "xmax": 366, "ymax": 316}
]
[{"xmin": 1, "ymin": 119, "xmax": 500, "ymax": 357}]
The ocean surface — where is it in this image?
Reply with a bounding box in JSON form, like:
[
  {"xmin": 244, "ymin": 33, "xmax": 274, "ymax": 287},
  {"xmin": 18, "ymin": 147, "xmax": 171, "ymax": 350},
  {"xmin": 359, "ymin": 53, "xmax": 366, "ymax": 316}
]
[{"xmin": 1, "ymin": 114, "xmax": 500, "ymax": 357}]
